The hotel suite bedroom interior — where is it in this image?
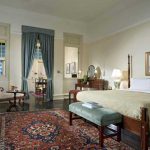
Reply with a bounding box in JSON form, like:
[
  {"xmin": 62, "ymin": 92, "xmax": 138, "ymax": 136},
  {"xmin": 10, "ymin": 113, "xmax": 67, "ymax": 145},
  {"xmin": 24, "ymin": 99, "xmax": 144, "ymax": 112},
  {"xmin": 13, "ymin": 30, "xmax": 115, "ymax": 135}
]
[{"xmin": 0, "ymin": 0, "xmax": 150, "ymax": 149}]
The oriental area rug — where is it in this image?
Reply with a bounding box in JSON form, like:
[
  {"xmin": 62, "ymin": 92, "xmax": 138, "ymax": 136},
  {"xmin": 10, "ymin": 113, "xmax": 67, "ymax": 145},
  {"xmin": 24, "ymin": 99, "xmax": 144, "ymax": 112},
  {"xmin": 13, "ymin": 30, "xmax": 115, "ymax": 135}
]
[{"xmin": 0, "ymin": 109, "xmax": 133, "ymax": 150}]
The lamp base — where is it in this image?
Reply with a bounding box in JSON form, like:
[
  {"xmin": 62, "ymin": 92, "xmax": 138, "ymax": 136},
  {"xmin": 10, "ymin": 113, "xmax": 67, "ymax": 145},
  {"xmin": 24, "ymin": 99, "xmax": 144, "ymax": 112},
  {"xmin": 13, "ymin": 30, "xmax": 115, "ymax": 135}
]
[{"xmin": 114, "ymin": 81, "xmax": 120, "ymax": 89}]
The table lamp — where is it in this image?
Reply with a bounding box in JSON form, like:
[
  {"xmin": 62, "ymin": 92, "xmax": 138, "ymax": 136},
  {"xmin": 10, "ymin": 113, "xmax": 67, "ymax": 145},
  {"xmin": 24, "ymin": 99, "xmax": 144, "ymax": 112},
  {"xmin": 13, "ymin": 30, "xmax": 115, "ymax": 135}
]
[{"xmin": 111, "ymin": 69, "xmax": 122, "ymax": 89}]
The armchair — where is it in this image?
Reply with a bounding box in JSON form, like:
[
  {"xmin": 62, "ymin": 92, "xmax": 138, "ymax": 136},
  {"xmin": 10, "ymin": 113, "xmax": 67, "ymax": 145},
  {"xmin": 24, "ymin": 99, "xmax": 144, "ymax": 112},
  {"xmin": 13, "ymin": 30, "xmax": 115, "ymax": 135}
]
[{"xmin": 0, "ymin": 87, "xmax": 25, "ymax": 111}]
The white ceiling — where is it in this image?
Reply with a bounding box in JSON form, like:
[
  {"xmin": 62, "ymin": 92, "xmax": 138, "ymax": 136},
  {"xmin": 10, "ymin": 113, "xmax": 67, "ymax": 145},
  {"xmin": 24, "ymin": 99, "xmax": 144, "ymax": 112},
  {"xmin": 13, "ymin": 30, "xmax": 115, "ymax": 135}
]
[{"xmin": 0, "ymin": 0, "xmax": 141, "ymax": 23}]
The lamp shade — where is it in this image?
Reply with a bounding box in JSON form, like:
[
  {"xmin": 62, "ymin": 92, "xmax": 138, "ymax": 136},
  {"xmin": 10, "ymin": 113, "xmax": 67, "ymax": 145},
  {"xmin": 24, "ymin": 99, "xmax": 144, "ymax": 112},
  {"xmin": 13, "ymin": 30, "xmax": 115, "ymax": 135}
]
[{"xmin": 111, "ymin": 69, "xmax": 122, "ymax": 80}]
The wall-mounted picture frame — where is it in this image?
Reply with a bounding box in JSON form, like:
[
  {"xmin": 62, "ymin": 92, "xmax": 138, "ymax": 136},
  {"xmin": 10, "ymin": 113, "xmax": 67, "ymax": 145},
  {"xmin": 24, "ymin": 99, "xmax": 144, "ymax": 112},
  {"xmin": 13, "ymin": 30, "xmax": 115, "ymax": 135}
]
[
  {"xmin": 66, "ymin": 63, "xmax": 70, "ymax": 74},
  {"xmin": 145, "ymin": 52, "xmax": 150, "ymax": 76},
  {"xmin": 70, "ymin": 62, "xmax": 76, "ymax": 74}
]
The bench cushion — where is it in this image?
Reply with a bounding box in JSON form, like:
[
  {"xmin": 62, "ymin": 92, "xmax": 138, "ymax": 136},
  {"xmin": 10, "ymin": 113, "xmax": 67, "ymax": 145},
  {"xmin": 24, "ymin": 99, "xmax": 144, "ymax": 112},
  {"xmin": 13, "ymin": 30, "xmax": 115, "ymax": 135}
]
[{"xmin": 69, "ymin": 102, "xmax": 122, "ymax": 126}]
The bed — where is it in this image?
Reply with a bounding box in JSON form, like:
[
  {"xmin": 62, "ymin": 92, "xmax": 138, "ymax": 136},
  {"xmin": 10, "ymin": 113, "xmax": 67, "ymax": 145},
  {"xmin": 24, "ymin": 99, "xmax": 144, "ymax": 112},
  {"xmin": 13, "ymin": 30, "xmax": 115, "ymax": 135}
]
[{"xmin": 76, "ymin": 55, "xmax": 149, "ymax": 150}]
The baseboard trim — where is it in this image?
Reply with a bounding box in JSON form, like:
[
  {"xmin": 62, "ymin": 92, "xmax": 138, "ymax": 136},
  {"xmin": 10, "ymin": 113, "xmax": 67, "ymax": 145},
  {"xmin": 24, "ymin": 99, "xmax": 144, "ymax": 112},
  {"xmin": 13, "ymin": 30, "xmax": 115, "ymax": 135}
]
[{"xmin": 53, "ymin": 93, "xmax": 69, "ymax": 100}]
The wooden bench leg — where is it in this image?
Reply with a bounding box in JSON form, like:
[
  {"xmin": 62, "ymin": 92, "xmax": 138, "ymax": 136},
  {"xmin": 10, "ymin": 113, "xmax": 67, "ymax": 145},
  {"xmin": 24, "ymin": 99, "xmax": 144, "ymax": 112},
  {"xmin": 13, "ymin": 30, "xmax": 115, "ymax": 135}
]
[
  {"xmin": 69, "ymin": 112, "xmax": 72, "ymax": 125},
  {"xmin": 117, "ymin": 124, "xmax": 121, "ymax": 142},
  {"xmin": 99, "ymin": 126, "xmax": 104, "ymax": 148},
  {"xmin": 69, "ymin": 92, "xmax": 71, "ymax": 104}
]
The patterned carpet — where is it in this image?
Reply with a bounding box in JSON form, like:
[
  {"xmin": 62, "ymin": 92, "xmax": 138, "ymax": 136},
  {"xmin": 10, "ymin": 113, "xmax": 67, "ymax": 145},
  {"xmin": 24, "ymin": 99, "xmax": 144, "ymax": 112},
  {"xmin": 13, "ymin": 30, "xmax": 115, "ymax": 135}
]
[{"xmin": 0, "ymin": 109, "xmax": 134, "ymax": 150}]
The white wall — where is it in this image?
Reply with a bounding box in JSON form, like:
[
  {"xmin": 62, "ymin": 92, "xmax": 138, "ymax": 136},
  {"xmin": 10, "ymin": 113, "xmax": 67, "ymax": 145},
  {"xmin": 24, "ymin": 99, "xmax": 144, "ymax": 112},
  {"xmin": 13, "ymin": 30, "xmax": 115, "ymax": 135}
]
[
  {"xmin": 87, "ymin": 0, "xmax": 150, "ymax": 42},
  {"xmin": 87, "ymin": 20, "xmax": 150, "ymax": 87},
  {"xmin": 0, "ymin": 5, "xmax": 87, "ymax": 98},
  {"xmin": 10, "ymin": 33, "xmax": 22, "ymax": 89}
]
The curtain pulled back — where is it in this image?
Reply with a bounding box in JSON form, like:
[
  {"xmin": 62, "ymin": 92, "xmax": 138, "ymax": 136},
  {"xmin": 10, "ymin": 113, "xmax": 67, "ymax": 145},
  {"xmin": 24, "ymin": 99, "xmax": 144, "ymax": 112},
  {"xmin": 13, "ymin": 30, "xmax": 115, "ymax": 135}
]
[
  {"xmin": 39, "ymin": 33, "xmax": 54, "ymax": 101},
  {"xmin": 22, "ymin": 26, "xmax": 54, "ymax": 100},
  {"xmin": 22, "ymin": 32, "xmax": 37, "ymax": 97}
]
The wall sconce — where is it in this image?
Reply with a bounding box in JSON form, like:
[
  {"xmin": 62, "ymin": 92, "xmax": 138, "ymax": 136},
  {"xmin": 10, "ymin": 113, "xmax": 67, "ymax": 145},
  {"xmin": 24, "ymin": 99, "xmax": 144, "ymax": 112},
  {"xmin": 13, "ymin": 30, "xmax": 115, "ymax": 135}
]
[
  {"xmin": 111, "ymin": 69, "xmax": 122, "ymax": 89},
  {"xmin": 78, "ymin": 70, "xmax": 82, "ymax": 78}
]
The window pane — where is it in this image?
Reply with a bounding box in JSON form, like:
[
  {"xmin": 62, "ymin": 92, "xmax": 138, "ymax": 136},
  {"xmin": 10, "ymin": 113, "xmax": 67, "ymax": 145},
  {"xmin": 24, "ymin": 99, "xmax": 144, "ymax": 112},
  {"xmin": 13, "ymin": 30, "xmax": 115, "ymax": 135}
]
[
  {"xmin": 34, "ymin": 49, "xmax": 42, "ymax": 60},
  {"xmin": 0, "ymin": 61, "xmax": 2, "ymax": 75},
  {"xmin": 0, "ymin": 44, "xmax": 2, "ymax": 57},
  {"xmin": 0, "ymin": 41, "xmax": 6, "ymax": 76}
]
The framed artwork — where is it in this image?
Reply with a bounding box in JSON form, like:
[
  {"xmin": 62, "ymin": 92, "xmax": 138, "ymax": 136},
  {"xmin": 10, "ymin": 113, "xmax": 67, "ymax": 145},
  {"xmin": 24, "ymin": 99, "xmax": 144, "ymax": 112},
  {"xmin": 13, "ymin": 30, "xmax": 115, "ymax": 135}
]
[
  {"xmin": 145, "ymin": 52, "xmax": 150, "ymax": 76},
  {"xmin": 66, "ymin": 63, "xmax": 70, "ymax": 74},
  {"xmin": 70, "ymin": 62, "xmax": 76, "ymax": 74}
]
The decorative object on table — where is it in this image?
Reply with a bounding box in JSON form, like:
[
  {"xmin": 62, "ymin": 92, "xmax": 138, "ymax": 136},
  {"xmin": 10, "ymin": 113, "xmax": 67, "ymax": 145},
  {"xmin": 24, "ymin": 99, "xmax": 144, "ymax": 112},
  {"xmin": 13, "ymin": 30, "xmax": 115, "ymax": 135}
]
[
  {"xmin": 95, "ymin": 66, "xmax": 101, "ymax": 79},
  {"xmin": 145, "ymin": 52, "xmax": 150, "ymax": 76},
  {"xmin": 0, "ymin": 109, "xmax": 132, "ymax": 149},
  {"xmin": 87, "ymin": 65, "xmax": 95, "ymax": 79},
  {"xmin": 81, "ymin": 74, "xmax": 88, "ymax": 84},
  {"xmin": 111, "ymin": 69, "xmax": 122, "ymax": 89},
  {"xmin": 82, "ymin": 101, "xmax": 100, "ymax": 109},
  {"xmin": 94, "ymin": 69, "xmax": 97, "ymax": 79},
  {"xmin": 10, "ymin": 85, "xmax": 18, "ymax": 91}
]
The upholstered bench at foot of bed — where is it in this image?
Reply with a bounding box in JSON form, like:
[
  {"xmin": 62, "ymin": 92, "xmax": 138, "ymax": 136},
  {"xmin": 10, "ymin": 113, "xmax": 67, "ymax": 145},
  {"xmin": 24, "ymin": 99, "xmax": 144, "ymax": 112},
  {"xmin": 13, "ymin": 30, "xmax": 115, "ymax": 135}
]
[{"xmin": 69, "ymin": 102, "xmax": 122, "ymax": 148}]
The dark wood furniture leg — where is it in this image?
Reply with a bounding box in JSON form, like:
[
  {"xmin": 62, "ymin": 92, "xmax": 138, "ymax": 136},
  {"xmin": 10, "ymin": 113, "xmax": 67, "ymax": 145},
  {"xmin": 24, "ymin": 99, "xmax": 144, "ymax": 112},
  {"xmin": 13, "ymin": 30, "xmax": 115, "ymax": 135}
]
[
  {"xmin": 117, "ymin": 124, "xmax": 121, "ymax": 142},
  {"xmin": 99, "ymin": 126, "xmax": 104, "ymax": 148},
  {"xmin": 69, "ymin": 90, "xmax": 80, "ymax": 104},
  {"xmin": 69, "ymin": 112, "xmax": 72, "ymax": 125},
  {"xmin": 70, "ymin": 112, "xmax": 122, "ymax": 148},
  {"xmin": 69, "ymin": 92, "xmax": 71, "ymax": 104},
  {"xmin": 7, "ymin": 92, "xmax": 18, "ymax": 111},
  {"xmin": 141, "ymin": 108, "xmax": 149, "ymax": 150},
  {"xmin": 7, "ymin": 91, "xmax": 25, "ymax": 112}
]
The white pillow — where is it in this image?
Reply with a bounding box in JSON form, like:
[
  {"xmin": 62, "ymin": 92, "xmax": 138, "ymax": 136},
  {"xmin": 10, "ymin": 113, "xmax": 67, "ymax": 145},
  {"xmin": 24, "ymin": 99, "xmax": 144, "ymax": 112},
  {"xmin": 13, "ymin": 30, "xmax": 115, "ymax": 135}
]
[{"xmin": 130, "ymin": 78, "xmax": 150, "ymax": 91}]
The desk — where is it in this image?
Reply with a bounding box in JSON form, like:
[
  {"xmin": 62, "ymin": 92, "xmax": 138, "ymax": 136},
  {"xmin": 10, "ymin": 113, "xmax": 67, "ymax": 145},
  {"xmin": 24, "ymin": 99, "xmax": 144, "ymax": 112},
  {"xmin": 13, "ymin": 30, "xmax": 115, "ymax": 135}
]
[
  {"xmin": 75, "ymin": 83, "xmax": 89, "ymax": 90},
  {"xmin": 75, "ymin": 79, "xmax": 104, "ymax": 90},
  {"xmin": 6, "ymin": 91, "xmax": 25, "ymax": 111}
]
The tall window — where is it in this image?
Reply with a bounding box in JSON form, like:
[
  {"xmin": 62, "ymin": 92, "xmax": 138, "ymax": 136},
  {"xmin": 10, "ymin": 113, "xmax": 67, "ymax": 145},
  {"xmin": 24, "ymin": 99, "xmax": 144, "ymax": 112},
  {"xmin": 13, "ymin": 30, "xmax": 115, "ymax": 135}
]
[
  {"xmin": 34, "ymin": 48, "xmax": 45, "ymax": 77},
  {"xmin": 0, "ymin": 40, "xmax": 6, "ymax": 76},
  {"xmin": 34, "ymin": 48, "xmax": 42, "ymax": 60}
]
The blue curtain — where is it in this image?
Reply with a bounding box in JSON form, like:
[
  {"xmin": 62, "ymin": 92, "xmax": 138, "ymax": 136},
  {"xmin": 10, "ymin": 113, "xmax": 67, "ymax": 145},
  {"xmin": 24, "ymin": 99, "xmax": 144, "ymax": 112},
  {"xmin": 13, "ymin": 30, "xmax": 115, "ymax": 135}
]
[
  {"xmin": 39, "ymin": 33, "xmax": 54, "ymax": 101},
  {"xmin": 22, "ymin": 32, "xmax": 37, "ymax": 97},
  {"xmin": 22, "ymin": 26, "xmax": 54, "ymax": 100}
]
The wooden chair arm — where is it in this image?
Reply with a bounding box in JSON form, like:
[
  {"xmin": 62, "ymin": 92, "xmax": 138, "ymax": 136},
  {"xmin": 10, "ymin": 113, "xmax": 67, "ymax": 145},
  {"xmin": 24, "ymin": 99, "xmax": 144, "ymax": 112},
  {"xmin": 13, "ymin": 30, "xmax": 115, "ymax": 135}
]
[{"xmin": 0, "ymin": 87, "xmax": 4, "ymax": 92}]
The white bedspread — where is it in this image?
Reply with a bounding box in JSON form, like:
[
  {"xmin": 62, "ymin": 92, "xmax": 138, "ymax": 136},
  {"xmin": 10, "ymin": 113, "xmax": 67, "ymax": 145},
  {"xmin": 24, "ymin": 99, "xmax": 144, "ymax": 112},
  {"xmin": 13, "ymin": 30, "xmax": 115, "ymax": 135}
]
[{"xmin": 77, "ymin": 90, "xmax": 150, "ymax": 120}]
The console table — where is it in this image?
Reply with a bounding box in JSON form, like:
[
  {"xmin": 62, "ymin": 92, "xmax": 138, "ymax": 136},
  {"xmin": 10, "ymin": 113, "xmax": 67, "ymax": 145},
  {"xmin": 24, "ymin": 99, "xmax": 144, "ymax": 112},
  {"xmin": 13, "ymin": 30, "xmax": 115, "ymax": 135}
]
[{"xmin": 75, "ymin": 79, "xmax": 104, "ymax": 90}]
